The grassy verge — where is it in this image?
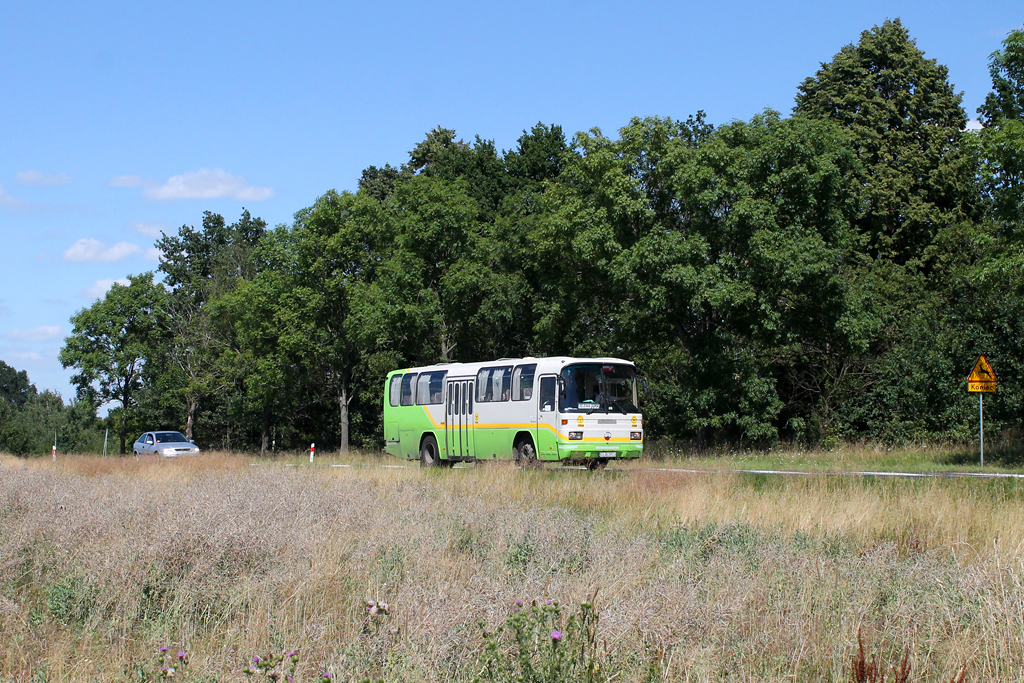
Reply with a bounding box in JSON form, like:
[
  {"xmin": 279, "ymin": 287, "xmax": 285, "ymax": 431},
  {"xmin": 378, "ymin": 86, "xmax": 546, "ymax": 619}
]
[
  {"xmin": 1, "ymin": 452, "xmax": 1022, "ymax": 681},
  {"xmin": 641, "ymin": 439, "xmax": 1024, "ymax": 473}
]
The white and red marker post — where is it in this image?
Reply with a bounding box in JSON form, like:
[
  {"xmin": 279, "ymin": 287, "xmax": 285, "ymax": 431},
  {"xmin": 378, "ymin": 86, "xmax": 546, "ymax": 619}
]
[{"xmin": 309, "ymin": 442, "xmax": 315, "ymax": 463}]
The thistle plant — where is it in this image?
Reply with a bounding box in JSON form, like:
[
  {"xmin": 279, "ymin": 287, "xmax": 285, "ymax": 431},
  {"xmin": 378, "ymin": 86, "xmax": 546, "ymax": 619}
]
[
  {"xmin": 137, "ymin": 646, "xmax": 189, "ymax": 681},
  {"xmin": 243, "ymin": 650, "xmax": 301, "ymax": 682},
  {"xmin": 473, "ymin": 597, "xmax": 604, "ymax": 683},
  {"xmin": 361, "ymin": 600, "xmax": 391, "ymax": 635}
]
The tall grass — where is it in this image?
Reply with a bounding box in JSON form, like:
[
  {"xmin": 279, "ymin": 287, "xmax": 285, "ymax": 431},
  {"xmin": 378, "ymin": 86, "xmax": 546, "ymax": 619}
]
[{"xmin": 1, "ymin": 452, "xmax": 1023, "ymax": 681}]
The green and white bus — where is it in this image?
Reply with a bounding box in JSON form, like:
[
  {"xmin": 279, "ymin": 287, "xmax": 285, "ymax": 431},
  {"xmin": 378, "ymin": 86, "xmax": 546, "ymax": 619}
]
[{"xmin": 383, "ymin": 356, "xmax": 646, "ymax": 469}]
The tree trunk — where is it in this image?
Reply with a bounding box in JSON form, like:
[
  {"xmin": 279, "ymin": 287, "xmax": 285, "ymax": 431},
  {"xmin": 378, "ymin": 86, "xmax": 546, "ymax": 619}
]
[
  {"xmin": 260, "ymin": 405, "xmax": 270, "ymax": 457},
  {"xmin": 184, "ymin": 396, "xmax": 198, "ymax": 441},
  {"xmin": 339, "ymin": 377, "xmax": 350, "ymax": 454},
  {"xmin": 119, "ymin": 393, "xmax": 128, "ymax": 455},
  {"xmin": 439, "ymin": 318, "xmax": 456, "ymax": 362}
]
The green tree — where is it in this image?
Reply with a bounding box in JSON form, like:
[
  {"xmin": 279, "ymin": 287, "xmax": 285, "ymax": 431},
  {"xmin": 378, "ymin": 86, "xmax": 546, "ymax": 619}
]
[
  {"xmin": 531, "ymin": 112, "xmax": 863, "ymax": 444},
  {"xmin": 978, "ymin": 26, "xmax": 1024, "ymax": 232},
  {"xmin": 152, "ymin": 210, "xmax": 267, "ymax": 442},
  {"xmin": 978, "ymin": 26, "xmax": 1024, "ymax": 125},
  {"xmin": 237, "ymin": 190, "xmax": 394, "ymax": 452},
  {"xmin": 0, "ymin": 360, "xmax": 36, "ymax": 409},
  {"xmin": 794, "ymin": 19, "xmax": 980, "ymax": 263},
  {"xmin": 60, "ymin": 274, "xmax": 164, "ymax": 454}
]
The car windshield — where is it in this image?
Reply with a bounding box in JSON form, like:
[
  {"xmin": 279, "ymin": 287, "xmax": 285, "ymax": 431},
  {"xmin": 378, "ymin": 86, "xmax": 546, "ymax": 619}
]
[
  {"xmin": 155, "ymin": 432, "xmax": 189, "ymax": 443},
  {"xmin": 559, "ymin": 363, "xmax": 639, "ymax": 414}
]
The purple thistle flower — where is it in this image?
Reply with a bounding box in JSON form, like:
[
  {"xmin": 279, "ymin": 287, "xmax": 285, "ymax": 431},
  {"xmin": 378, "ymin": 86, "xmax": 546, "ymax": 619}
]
[
  {"xmin": 551, "ymin": 630, "xmax": 562, "ymax": 641},
  {"xmin": 514, "ymin": 599, "xmax": 521, "ymax": 606},
  {"xmin": 545, "ymin": 599, "xmax": 553, "ymax": 605},
  {"xmin": 160, "ymin": 646, "xmax": 169, "ymax": 652},
  {"xmin": 178, "ymin": 652, "xmax": 186, "ymax": 659}
]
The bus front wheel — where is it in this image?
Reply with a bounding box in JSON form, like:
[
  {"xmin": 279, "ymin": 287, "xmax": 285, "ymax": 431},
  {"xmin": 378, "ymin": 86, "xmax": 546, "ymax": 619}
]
[
  {"xmin": 514, "ymin": 437, "xmax": 539, "ymax": 468},
  {"xmin": 420, "ymin": 435, "xmax": 441, "ymax": 468}
]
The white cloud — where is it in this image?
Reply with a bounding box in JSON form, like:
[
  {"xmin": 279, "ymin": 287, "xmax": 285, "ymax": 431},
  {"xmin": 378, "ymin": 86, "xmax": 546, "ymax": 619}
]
[
  {"xmin": 64, "ymin": 238, "xmax": 143, "ymax": 263},
  {"xmin": 5, "ymin": 326, "xmax": 61, "ymax": 342},
  {"xmin": 132, "ymin": 221, "xmax": 166, "ymax": 237},
  {"xmin": 0, "ymin": 184, "xmax": 27, "ymax": 210},
  {"xmin": 144, "ymin": 168, "xmax": 273, "ymax": 201},
  {"xmin": 81, "ymin": 278, "xmax": 129, "ymax": 300},
  {"xmin": 109, "ymin": 175, "xmax": 152, "ymax": 187},
  {"xmin": 144, "ymin": 247, "xmax": 162, "ymax": 262},
  {"xmin": 16, "ymin": 170, "xmax": 72, "ymax": 186},
  {"xmin": 964, "ymin": 119, "xmax": 984, "ymax": 132}
]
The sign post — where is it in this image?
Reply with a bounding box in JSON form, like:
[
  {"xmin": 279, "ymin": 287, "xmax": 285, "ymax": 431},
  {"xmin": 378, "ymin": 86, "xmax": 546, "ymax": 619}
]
[{"xmin": 967, "ymin": 355, "xmax": 997, "ymax": 466}]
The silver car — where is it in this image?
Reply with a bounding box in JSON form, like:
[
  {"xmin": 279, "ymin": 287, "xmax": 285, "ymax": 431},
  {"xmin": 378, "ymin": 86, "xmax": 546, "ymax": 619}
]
[{"xmin": 133, "ymin": 431, "xmax": 201, "ymax": 457}]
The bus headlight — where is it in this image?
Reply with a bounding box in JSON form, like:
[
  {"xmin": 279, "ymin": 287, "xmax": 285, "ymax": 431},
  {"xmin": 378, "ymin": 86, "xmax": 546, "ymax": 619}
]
[
  {"xmin": 630, "ymin": 432, "xmax": 643, "ymax": 440},
  {"xmin": 568, "ymin": 431, "xmax": 583, "ymax": 440}
]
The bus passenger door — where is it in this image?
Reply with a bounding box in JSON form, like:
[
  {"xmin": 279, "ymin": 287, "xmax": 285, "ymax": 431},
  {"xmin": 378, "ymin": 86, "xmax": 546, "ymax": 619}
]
[
  {"xmin": 535, "ymin": 375, "xmax": 558, "ymax": 459},
  {"xmin": 446, "ymin": 380, "xmax": 475, "ymax": 460}
]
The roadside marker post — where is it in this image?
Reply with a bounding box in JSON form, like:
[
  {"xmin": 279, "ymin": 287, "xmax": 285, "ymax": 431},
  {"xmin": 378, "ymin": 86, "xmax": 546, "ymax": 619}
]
[
  {"xmin": 52, "ymin": 431, "xmax": 57, "ymax": 462},
  {"xmin": 310, "ymin": 443, "xmax": 315, "ymax": 463},
  {"xmin": 967, "ymin": 355, "xmax": 997, "ymax": 466}
]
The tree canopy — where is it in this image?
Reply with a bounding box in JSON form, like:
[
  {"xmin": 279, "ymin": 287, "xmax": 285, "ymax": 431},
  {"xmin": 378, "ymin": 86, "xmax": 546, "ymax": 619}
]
[{"xmin": 29, "ymin": 20, "xmax": 1024, "ymax": 457}]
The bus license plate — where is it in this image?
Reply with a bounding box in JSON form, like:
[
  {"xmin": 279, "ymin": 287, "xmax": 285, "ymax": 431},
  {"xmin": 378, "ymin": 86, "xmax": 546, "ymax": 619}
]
[{"xmin": 598, "ymin": 451, "xmax": 616, "ymax": 457}]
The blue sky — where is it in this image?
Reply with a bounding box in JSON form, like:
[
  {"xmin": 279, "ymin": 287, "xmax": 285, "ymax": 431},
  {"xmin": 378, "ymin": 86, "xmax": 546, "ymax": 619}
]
[{"xmin": 1, "ymin": 0, "xmax": 1022, "ymax": 401}]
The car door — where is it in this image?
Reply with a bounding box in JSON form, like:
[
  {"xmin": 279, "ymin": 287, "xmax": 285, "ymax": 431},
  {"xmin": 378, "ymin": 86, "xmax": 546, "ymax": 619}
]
[{"xmin": 145, "ymin": 433, "xmax": 156, "ymax": 455}]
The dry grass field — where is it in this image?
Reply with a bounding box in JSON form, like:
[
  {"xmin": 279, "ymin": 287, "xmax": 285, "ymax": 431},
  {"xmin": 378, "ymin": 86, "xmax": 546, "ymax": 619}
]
[{"xmin": 2, "ymin": 451, "xmax": 1023, "ymax": 682}]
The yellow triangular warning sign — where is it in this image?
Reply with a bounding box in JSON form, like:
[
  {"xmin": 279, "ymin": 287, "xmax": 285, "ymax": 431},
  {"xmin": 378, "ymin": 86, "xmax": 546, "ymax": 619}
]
[{"xmin": 967, "ymin": 355, "xmax": 997, "ymax": 393}]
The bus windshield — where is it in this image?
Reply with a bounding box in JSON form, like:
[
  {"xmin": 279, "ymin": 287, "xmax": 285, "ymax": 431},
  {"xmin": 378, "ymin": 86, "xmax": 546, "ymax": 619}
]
[{"xmin": 559, "ymin": 363, "xmax": 639, "ymax": 414}]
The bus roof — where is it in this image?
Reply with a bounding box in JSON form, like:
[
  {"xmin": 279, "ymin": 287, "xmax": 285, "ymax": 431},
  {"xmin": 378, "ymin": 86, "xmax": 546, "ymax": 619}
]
[{"xmin": 386, "ymin": 356, "xmax": 636, "ymax": 378}]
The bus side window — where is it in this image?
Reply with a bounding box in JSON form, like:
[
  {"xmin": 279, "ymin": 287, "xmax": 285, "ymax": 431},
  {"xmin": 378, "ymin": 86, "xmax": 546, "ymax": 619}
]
[
  {"xmin": 428, "ymin": 371, "xmax": 446, "ymax": 404},
  {"xmin": 512, "ymin": 364, "xmax": 536, "ymax": 401},
  {"xmin": 477, "ymin": 368, "xmax": 492, "ymax": 402},
  {"xmin": 415, "ymin": 373, "xmax": 431, "ymax": 405},
  {"xmin": 539, "ymin": 377, "xmax": 555, "ymax": 412},
  {"xmin": 416, "ymin": 370, "xmax": 447, "ymax": 405},
  {"xmin": 477, "ymin": 367, "xmax": 511, "ymax": 402},
  {"xmin": 389, "ymin": 376, "xmax": 402, "ymax": 407},
  {"xmin": 400, "ymin": 373, "xmax": 417, "ymax": 406},
  {"xmin": 498, "ymin": 367, "xmax": 512, "ymax": 401}
]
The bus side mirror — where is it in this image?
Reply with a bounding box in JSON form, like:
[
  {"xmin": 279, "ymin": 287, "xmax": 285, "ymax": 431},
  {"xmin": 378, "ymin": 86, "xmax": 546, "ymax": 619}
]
[
  {"xmin": 641, "ymin": 376, "xmax": 651, "ymax": 397},
  {"xmin": 557, "ymin": 376, "xmax": 566, "ymax": 397}
]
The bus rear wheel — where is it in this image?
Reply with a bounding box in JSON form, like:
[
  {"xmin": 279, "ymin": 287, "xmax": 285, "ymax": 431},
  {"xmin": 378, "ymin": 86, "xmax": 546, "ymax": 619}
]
[
  {"xmin": 586, "ymin": 458, "xmax": 608, "ymax": 472},
  {"xmin": 420, "ymin": 435, "xmax": 441, "ymax": 468},
  {"xmin": 514, "ymin": 437, "xmax": 539, "ymax": 469}
]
